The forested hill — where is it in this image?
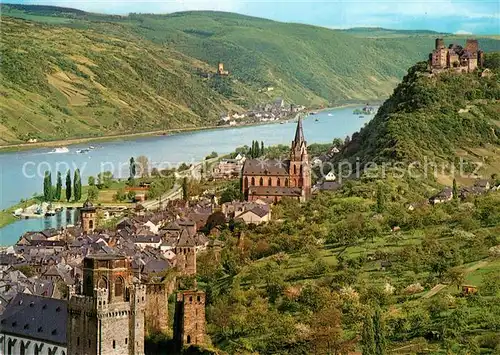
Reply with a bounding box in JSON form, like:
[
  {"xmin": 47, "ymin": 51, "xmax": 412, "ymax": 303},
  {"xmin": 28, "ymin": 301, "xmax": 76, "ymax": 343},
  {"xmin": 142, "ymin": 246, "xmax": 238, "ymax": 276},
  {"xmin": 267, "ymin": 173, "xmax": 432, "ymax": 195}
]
[
  {"xmin": 337, "ymin": 56, "xmax": 500, "ymax": 165},
  {"xmin": 1, "ymin": 4, "xmax": 500, "ymax": 144}
]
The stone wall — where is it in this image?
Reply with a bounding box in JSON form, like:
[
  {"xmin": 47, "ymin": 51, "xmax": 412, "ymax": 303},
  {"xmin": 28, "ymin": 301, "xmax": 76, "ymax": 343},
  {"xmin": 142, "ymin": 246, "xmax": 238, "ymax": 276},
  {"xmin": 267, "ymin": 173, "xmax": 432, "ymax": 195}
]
[{"xmin": 145, "ymin": 284, "xmax": 169, "ymax": 336}]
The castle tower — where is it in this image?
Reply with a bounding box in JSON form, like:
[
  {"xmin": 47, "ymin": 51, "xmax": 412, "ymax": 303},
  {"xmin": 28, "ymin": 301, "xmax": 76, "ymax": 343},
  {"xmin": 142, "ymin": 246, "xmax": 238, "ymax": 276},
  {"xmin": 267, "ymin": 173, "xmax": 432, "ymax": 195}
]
[
  {"xmin": 67, "ymin": 255, "xmax": 146, "ymax": 355},
  {"xmin": 435, "ymin": 38, "xmax": 445, "ymax": 50},
  {"xmin": 174, "ymin": 290, "xmax": 206, "ymax": 349},
  {"xmin": 80, "ymin": 199, "xmax": 97, "ymax": 234},
  {"xmin": 465, "ymin": 39, "xmax": 479, "ymax": 53},
  {"xmin": 174, "ymin": 229, "xmax": 197, "ymax": 276},
  {"xmin": 289, "ymin": 117, "xmax": 311, "ymax": 199}
]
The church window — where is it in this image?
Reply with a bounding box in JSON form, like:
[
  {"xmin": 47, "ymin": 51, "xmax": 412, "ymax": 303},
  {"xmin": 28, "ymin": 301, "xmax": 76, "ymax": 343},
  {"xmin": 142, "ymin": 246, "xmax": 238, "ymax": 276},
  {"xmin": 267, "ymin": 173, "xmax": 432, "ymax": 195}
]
[
  {"xmin": 277, "ymin": 178, "xmax": 281, "ymax": 187},
  {"xmin": 125, "ymin": 338, "xmax": 128, "ymax": 345},
  {"xmin": 251, "ymin": 177, "xmax": 255, "ymax": 185},
  {"xmin": 115, "ymin": 277, "xmax": 124, "ymax": 297},
  {"xmin": 268, "ymin": 177, "xmax": 272, "ymax": 186},
  {"xmin": 259, "ymin": 177, "xmax": 263, "ymax": 186},
  {"xmin": 285, "ymin": 179, "xmax": 289, "ymax": 187},
  {"xmin": 113, "ymin": 340, "xmax": 116, "ymax": 349},
  {"xmin": 97, "ymin": 277, "xmax": 107, "ymax": 289},
  {"xmin": 187, "ymin": 335, "xmax": 191, "ymax": 344},
  {"xmin": 244, "ymin": 177, "xmax": 248, "ymax": 189},
  {"xmin": 293, "ymin": 165, "xmax": 297, "ymax": 174}
]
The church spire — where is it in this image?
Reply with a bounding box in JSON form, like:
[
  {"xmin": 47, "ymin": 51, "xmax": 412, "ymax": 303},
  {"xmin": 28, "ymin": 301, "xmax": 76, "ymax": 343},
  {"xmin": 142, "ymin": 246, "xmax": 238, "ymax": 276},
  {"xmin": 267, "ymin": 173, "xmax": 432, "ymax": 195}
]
[{"xmin": 294, "ymin": 116, "xmax": 305, "ymax": 145}]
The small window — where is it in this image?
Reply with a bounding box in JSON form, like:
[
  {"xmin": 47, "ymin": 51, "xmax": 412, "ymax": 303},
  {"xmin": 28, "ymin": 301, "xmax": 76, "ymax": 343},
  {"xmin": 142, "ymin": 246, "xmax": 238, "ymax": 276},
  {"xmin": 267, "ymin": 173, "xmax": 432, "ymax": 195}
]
[
  {"xmin": 77, "ymin": 337, "xmax": 80, "ymax": 346},
  {"xmin": 186, "ymin": 335, "xmax": 191, "ymax": 344},
  {"xmin": 88, "ymin": 339, "xmax": 91, "ymax": 348},
  {"xmin": 125, "ymin": 338, "xmax": 128, "ymax": 345},
  {"xmin": 189, "ymin": 296, "xmax": 193, "ymax": 303},
  {"xmin": 112, "ymin": 340, "xmax": 116, "ymax": 349},
  {"xmin": 197, "ymin": 295, "xmax": 200, "ymax": 302}
]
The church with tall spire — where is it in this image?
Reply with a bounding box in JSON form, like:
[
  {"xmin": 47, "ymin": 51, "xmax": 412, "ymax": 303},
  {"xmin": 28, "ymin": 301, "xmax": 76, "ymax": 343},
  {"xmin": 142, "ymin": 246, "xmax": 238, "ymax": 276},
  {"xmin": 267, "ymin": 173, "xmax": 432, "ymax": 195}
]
[{"xmin": 241, "ymin": 117, "xmax": 311, "ymax": 202}]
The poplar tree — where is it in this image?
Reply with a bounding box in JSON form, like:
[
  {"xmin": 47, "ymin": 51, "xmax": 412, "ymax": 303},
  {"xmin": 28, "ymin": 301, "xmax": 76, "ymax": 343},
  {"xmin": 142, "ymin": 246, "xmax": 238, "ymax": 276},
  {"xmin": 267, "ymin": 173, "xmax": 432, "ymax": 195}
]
[
  {"xmin": 74, "ymin": 169, "xmax": 82, "ymax": 201},
  {"xmin": 261, "ymin": 141, "xmax": 264, "ymax": 157},
  {"xmin": 374, "ymin": 308, "xmax": 386, "ymax": 355},
  {"xmin": 452, "ymin": 178, "xmax": 458, "ymax": 200},
  {"xmin": 182, "ymin": 177, "xmax": 189, "ymax": 201},
  {"xmin": 65, "ymin": 170, "xmax": 72, "ymax": 202},
  {"xmin": 43, "ymin": 170, "xmax": 53, "ymax": 202},
  {"xmin": 129, "ymin": 157, "xmax": 136, "ymax": 180},
  {"xmin": 55, "ymin": 171, "xmax": 62, "ymax": 201},
  {"xmin": 361, "ymin": 313, "xmax": 376, "ymax": 355}
]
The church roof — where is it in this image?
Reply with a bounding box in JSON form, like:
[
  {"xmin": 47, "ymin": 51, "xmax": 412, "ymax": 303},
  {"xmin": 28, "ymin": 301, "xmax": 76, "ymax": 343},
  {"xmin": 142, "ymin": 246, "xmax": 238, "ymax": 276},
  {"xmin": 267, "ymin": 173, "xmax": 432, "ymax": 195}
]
[
  {"xmin": 242, "ymin": 159, "xmax": 290, "ymax": 176},
  {"xmin": 0, "ymin": 293, "xmax": 67, "ymax": 345},
  {"xmin": 249, "ymin": 186, "xmax": 302, "ymax": 197}
]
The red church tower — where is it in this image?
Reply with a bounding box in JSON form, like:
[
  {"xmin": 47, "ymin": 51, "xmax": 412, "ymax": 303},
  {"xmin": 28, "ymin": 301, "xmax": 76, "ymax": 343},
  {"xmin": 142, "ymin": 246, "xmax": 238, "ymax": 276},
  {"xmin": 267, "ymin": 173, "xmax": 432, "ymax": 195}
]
[{"xmin": 242, "ymin": 117, "xmax": 311, "ymax": 202}]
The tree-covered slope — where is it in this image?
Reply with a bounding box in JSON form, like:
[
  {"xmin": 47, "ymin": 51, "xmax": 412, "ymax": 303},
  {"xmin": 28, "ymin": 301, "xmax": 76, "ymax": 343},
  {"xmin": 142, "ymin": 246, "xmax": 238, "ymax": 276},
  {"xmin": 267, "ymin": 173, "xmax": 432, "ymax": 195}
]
[
  {"xmin": 1, "ymin": 4, "xmax": 500, "ymax": 144},
  {"xmin": 338, "ymin": 57, "xmax": 500, "ymax": 165}
]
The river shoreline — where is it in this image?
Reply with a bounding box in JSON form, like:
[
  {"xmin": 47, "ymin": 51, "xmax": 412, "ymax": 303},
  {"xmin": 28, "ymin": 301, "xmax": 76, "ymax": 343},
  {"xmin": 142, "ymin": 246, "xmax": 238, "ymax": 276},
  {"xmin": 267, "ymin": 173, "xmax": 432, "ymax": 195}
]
[{"xmin": 0, "ymin": 104, "xmax": 364, "ymax": 153}]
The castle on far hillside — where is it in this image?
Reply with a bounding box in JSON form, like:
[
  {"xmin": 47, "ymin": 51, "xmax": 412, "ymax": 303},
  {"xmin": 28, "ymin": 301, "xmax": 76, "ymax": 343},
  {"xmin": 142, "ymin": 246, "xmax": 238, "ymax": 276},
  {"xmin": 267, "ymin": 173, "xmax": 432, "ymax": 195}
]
[
  {"xmin": 217, "ymin": 62, "xmax": 229, "ymax": 76},
  {"xmin": 429, "ymin": 38, "xmax": 484, "ymax": 73}
]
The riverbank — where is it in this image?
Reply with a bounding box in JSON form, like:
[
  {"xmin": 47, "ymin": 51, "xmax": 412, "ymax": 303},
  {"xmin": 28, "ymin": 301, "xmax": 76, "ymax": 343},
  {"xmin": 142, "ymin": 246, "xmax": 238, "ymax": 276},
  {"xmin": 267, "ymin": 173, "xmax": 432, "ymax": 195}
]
[
  {"xmin": 0, "ymin": 197, "xmax": 41, "ymax": 229},
  {"xmin": 0, "ymin": 103, "xmax": 367, "ymax": 153}
]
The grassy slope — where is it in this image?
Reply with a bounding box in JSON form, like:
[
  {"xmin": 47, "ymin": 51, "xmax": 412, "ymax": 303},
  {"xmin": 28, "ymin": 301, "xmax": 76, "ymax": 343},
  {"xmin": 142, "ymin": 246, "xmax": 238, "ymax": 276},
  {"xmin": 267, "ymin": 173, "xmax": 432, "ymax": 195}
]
[{"xmin": 1, "ymin": 4, "xmax": 500, "ymax": 145}]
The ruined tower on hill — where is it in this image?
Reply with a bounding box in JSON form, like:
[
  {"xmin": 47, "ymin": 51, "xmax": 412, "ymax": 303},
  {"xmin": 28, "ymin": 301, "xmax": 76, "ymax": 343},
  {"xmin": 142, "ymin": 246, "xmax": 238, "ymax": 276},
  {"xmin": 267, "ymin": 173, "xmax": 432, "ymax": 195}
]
[{"xmin": 67, "ymin": 255, "xmax": 146, "ymax": 355}]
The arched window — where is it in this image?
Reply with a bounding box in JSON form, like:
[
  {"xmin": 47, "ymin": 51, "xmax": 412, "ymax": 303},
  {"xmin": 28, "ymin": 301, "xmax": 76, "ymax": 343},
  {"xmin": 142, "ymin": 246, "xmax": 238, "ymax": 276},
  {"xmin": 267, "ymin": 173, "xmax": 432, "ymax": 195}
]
[
  {"xmin": 293, "ymin": 165, "xmax": 297, "ymax": 174},
  {"xmin": 268, "ymin": 177, "xmax": 272, "ymax": 186},
  {"xmin": 244, "ymin": 177, "xmax": 248, "ymax": 189},
  {"xmin": 115, "ymin": 277, "xmax": 124, "ymax": 297},
  {"xmin": 294, "ymin": 179, "xmax": 297, "ymax": 187},
  {"xmin": 89, "ymin": 220, "xmax": 94, "ymax": 229},
  {"xmin": 259, "ymin": 177, "xmax": 263, "ymax": 186},
  {"xmin": 285, "ymin": 178, "xmax": 289, "ymax": 187},
  {"xmin": 187, "ymin": 335, "xmax": 191, "ymax": 344},
  {"xmin": 97, "ymin": 277, "xmax": 107, "ymax": 289},
  {"xmin": 251, "ymin": 177, "xmax": 255, "ymax": 186},
  {"xmin": 277, "ymin": 178, "xmax": 281, "ymax": 187}
]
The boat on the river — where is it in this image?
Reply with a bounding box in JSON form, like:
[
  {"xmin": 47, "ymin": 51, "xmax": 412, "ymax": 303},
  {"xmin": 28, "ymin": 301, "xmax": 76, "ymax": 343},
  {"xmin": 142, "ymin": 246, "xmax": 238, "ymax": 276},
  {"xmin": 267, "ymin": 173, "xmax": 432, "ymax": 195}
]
[
  {"xmin": 315, "ymin": 118, "xmax": 319, "ymax": 122},
  {"xmin": 52, "ymin": 147, "xmax": 69, "ymax": 154},
  {"xmin": 359, "ymin": 115, "xmax": 364, "ymax": 118},
  {"xmin": 45, "ymin": 210, "xmax": 56, "ymax": 217},
  {"xmin": 76, "ymin": 148, "xmax": 90, "ymax": 154},
  {"xmin": 310, "ymin": 111, "xmax": 318, "ymax": 115},
  {"xmin": 328, "ymin": 113, "xmax": 333, "ymax": 117}
]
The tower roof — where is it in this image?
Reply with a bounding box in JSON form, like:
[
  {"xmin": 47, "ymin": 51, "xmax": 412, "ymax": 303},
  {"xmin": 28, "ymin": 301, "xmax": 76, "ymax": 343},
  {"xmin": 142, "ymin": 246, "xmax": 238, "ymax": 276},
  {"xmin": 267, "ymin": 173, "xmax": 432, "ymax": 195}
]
[{"xmin": 294, "ymin": 116, "xmax": 305, "ymax": 144}]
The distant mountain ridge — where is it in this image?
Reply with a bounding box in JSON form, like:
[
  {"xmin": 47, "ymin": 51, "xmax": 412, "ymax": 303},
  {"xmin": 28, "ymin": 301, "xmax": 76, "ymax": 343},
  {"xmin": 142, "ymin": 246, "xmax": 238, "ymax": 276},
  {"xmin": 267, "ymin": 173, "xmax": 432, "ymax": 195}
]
[{"xmin": 1, "ymin": 4, "xmax": 499, "ymax": 144}]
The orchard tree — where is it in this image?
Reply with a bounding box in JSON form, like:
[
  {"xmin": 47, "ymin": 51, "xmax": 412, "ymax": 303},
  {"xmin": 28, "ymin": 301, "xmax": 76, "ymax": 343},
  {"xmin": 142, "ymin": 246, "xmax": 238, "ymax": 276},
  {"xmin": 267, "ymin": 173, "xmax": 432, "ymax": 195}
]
[
  {"xmin": 87, "ymin": 186, "xmax": 99, "ymax": 202},
  {"xmin": 88, "ymin": 176, "xmax": 95, "ymax": 186}
]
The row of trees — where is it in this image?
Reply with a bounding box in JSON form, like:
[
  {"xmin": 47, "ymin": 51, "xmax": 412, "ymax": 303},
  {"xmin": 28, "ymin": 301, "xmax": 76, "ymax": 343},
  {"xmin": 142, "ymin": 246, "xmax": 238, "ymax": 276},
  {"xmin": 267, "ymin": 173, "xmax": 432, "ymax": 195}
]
[
  {"xmin": 43, "ymin": 169, "xmax": 81, "ymax": 202},
  {"xmin": 248, "ymin": 140, "xmax": 265, "ymax": 158}
]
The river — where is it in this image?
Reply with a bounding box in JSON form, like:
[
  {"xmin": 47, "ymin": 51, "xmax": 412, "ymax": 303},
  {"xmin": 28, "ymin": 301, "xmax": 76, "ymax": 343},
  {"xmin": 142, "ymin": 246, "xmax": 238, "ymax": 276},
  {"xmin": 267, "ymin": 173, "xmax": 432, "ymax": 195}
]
[{"xmin": 0, "ymin": 106, "xmax": 374, "ymax": 245}]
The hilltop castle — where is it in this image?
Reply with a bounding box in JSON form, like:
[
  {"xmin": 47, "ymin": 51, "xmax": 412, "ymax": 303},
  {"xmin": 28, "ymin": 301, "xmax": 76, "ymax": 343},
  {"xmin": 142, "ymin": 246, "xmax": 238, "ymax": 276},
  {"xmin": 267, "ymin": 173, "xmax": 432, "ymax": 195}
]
[
  {"xmin": 242, "ymin": 117, "xmax": 311, "ymax": 202},
  {"xmin": 429, "ymin": 38, "xmax": 484, "ymax": 73}
]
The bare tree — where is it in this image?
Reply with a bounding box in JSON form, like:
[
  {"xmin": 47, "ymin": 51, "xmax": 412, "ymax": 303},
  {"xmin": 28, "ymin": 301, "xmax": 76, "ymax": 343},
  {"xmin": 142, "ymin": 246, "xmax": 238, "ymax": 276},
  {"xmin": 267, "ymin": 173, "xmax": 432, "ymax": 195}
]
[{"xmin": 136, "ymin": 155, "xmax": 150, "ymax": 177}]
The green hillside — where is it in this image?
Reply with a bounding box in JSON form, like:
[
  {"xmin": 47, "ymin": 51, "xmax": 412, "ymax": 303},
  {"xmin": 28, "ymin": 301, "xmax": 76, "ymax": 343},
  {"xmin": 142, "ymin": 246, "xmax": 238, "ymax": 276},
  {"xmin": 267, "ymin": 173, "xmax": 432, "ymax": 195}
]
[
  {"xmin": 1, "ymin": 4, "xmax": 499, "ymax": 145},
  {"xmin": 337, "ymin": 56, "xmax": 500, "ymax": 169}
]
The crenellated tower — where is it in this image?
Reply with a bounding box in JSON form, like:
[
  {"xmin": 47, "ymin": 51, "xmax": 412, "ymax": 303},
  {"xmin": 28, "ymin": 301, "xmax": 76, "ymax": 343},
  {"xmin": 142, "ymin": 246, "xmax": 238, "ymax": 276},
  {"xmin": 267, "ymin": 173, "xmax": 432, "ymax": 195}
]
[
  {"xmin": 174, "ymin": 290, "xmax": 206, "ymax": 349},
  {"xmin": 67, "ymin": 255, "xmax": 146, "ymax": 355}
]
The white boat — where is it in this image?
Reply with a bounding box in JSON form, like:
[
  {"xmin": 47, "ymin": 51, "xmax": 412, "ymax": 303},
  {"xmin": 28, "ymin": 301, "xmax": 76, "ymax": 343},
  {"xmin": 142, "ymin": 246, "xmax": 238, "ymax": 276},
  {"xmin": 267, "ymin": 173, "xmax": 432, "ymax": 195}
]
[
  {"xmin": 89, "ymin": 146, "xmax": 95, "ymax": 149},
  {"xmin": 52, "ymin": 147, "xmax": 69, "ymax": 153},
  {"xmin": 328, "ymin": 113, "xmax": 333, "ymax": 117}
]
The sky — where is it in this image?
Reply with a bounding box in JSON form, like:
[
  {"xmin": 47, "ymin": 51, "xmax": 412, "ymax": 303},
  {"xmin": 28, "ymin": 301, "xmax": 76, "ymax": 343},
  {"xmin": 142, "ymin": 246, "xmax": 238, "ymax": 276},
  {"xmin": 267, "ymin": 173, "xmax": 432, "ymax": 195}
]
[{"xmin": 8, "ymin": 0, "xmax": 500, "ymax": 34}]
